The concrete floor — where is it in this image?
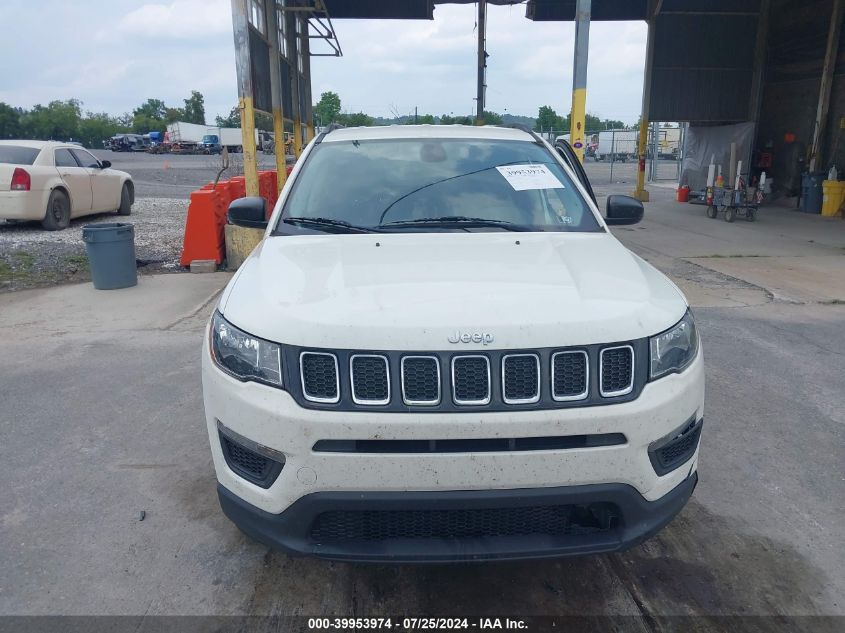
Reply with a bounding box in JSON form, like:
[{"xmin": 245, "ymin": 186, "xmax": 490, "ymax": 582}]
[{"xmin": 0, "ymin": 193, "xmax": 843, "ymax": 628}]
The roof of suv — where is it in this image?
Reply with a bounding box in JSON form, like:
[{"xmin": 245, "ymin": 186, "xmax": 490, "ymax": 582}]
[{"xmin": 322, "ymin": 124, "xmax": 536, "ymax": 143}]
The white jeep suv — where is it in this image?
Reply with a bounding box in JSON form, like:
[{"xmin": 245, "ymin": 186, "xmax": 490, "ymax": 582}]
[{"xmin": 202, "ymin": 125, "xmax": 704, "ymax": 562}]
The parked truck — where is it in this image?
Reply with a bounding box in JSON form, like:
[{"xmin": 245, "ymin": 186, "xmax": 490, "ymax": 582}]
[
  {"xmin": 594, "ymin": 130, "xmax": 638, "ymax": 162},
  {"xmin": 164, "ymin": 122, "xmax": 270, "ymax": 154}
]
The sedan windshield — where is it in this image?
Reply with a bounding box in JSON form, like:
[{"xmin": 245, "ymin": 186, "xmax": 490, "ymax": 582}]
[{"xmin": 276, "ymin": 138, "xmax": 601, "ymax": 234}]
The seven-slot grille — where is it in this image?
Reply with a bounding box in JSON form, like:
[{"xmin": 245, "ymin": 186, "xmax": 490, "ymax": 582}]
[
  {"xmin": 552, "ymin": 351, "xmax": 589, "ymax": 401},
  {"xmin": 350, "ymin": 354, "xmax": 390, "ymax": 405},
  {"xmin": 298, "ymin": 345, "xmax": 634, "ymax": 408},
  {"xmin": 451, "ymin": 356, "xmax": 491, "ymax": 405},
  {"xmin": 600, "ymin": 345, "xmax": 634, "ymax": 397},
  {"xmin": 502, "ymin": 354, "xmax": 540, "ymax": 404}
]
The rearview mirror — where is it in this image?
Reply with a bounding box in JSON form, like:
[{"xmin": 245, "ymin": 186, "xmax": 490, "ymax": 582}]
[
  {"xmin": 99, "ymin": 160, "xmax": 111, "ymax": 169},
  {"xmin": 605, "ymin": 195, "xmax": 644, "ymax": 226},
  {"xmin": 228, "ymin": 196, "xmax": 267, "ymax": 229}
]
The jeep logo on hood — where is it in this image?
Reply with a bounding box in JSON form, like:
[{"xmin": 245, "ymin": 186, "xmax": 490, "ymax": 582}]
[{"xmin": 448, "ymin": 331, "xmax": 494, "ymax": 345}]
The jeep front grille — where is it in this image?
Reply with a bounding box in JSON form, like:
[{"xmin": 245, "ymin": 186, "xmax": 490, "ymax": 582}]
[
  {"xmin": 451, "ymin": 355, "xmax": 491, "ymax": 405},
  {"xmin": 350, "ymin": 354, "xmax": 390, "ymax": 405},
  {"xmin": 552, "ymin": 351, "xmax": 589, "ymax": 401},
  {"xmin": 502, "ymin": 354, "xmax": 540, "ymax": 404},
  {"xmin": 600, "ymin": 345, "xmax": 634, "ymax": 397},
  {"xmin": 300, "ymin": 352, "xmax": 339, "ymax": 403},
  {"xmin": 401, "ymin": 356, "xmax": 440, "ymax": 405},
  {"xmin": 294, "ymin": 343, "xmax": 639, "ymax": 411}
]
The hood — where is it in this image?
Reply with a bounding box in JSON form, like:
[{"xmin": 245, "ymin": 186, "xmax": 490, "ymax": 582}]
[{"xmin": 220, "ymin": 232, "xmax": 687, "ymax": 350}]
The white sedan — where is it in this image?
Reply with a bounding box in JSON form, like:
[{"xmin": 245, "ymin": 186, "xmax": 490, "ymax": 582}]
[{"xmin": 0, "ymin": 140, "xmax": 134, "ymax": 230}]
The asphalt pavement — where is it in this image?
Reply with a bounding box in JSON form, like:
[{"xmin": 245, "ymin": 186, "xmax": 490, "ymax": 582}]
[{"xmin": 0, "ymin": 188, "xmax": 843, "ymax": 631}]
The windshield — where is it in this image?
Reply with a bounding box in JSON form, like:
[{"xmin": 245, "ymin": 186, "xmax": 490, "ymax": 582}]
[
  {"xmin": 203, "ymin": 135, "xmax": 219, "ymax": 143},
  {"xmin": 276, "ymin": 138, "xmax": 601, "ymax": 234},
  {"xmin": 0, "ymin": 146, "xmax": 40, "ymax": 165}
]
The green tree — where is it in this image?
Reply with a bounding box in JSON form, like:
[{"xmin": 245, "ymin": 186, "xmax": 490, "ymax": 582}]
[
  {"xmin": 0, "ymin": 102, "xmax": 24, "ymax": 139},
  {"xmin": 21, "ymin": 99, "xmax": 82, "ymax": 140},
  {"xmin": 409, "ymin": 113, "xmax": 435, "ymax": 125},
  {"xmin": 216, "ymin": 106, "xmax": 240, "ymax": 128},
  {"xmin": 441, "ymin": 114, "xmax": 473, "ymax": 125},
  {"xmin": 535, "ymin": 105, "xmax": 564, "ymax": 131},
  {"xmin": 165, "ymin": 107, "xmax": 184, "ymax": 124},
  {"xmin": 132, "ymin": 98, "xmax": 167, "ymax": 134},
  {"xmin": 314, "ymin": 91, "xmax": 341, "ymax": 125},
  {"xmin": 182, "ymin": 90, "xmax": 205, "ymax": 124},
  {"xmin": 77, "ymin": 112, "xmax": 127, "ymax": 148},
  {"xmin": 337, "ymin": 111, "xmax": 373, "ymax": 127},
  {"xmin": 478, "ymin": 110, "xmax": 503, "ymax": 125}
]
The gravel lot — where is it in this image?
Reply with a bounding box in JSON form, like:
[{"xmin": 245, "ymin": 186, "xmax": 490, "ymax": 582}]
[{"xmin": 0, "ymin": 198, "xmax": 187, "ymax": 292}]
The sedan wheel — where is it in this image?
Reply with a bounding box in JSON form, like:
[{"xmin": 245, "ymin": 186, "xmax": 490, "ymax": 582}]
[
  {"xmin": 42, "ymin": 190, "xmax": 71, "ymax": 231},
  {"xmin": 117, "ymin": 184, "xmax": 132, "ymax": 216}
]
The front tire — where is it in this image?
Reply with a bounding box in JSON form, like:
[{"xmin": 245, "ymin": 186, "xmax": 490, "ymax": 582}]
[
  {"xmin": 706, "ymin": 205, "xmax": 717, "ymax": 219},
  {"xmin": 724, "ymin": 207, "xmax": 736, "ymax": 223},
  {"xmin": 42, "ymin": 190, "xmax": 71, "ymax": 231},
  {"xmin": 117, "ymin": 184, "xmax": 132, "ymax": 216}
]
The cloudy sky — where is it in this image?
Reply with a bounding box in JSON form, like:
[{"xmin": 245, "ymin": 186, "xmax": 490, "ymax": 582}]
[{"xmin": 0, "ymin": 0, "xmax": 647, "ymax": 124}]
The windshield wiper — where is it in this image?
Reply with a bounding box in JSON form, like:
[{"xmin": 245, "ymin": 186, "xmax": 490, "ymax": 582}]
[
  {"xmin": 282, "ymin": 216, "xmax": 379, "ymax": 234},
  {"xmin": 380, "ymin": 216, "xmax": 532, "ymax": 232}
]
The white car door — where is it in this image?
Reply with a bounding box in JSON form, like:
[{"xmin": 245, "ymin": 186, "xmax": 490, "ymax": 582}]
[
  {"xmin": 72, "ymin": 149, "xmax": 120, "ymax": 212},
  {"xmin": 53, "ymin": 148, "xmax": 92, "ymax": 215}
]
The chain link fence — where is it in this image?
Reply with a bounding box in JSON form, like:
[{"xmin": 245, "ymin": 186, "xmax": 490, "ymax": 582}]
[{"xmin": 537, "ymin": 126, "xmax": 685, "ymax": 186}]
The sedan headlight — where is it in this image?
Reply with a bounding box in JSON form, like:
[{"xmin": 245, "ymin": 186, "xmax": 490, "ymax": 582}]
[
  {"xmin": 649, "ymin": 310, "xmax": 699, "ymax": 379},
  {"xmin": 210, "ymin": 311, "xmax": 283, "ymax": 388}
]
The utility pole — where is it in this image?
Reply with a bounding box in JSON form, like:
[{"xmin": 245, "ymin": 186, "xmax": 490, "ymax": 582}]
[
  {"xmin": 476, "ymin": 0, "xmax": 487, "ymax": 124},
  {"xmin": 569, "ymin": 0, "xmax": 590, "ymax": 163}
]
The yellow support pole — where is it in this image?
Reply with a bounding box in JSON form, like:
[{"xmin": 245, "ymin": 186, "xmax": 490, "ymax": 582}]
[
  {"xmin": 231, "ymin": 0, "xmax": 259, "ymax": 197},
  {"xmin": 293, "ymin": 119, "xmax": 303, "ymax": 157},
  {"xmin": 633, "ymin": 119, "xmax": 650, "ymax": 202},
  {"xmin": 238, "ymin": 96, "xmax": 259, "ymax": 196},
  {"xmin": 272, "ymin": 107, "xmax": 287, "ymax": 192},
  {"xmin": 265, "ymin": 0, "xmax": 287, "ymax": 194},
  {"xmin": 569, "ymin": 0, "xmax": 590, "ymax": 163},
  {"xmin": 632, "ymin": 15, "xmax": 655, "ymax": 202}
]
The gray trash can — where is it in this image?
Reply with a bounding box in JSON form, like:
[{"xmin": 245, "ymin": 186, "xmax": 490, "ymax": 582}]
[
  {"xmin": 800, "ymin": 172, "xmax": 825, "ymax": 213},
  {"xmin": 82, "ymin": 223, "xmax": 137, "ymax": 290}
]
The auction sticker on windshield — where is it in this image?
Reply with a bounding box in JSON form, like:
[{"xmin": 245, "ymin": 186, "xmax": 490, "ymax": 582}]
[{"xmin": 496, "ymin": 163, "xmax": 565, "ymax": 191}]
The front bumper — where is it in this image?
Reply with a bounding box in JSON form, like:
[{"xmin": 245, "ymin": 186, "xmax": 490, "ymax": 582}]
[
  {"xmin": 202, "ymin": 334, "xmax": 705, "ymax": 560},
  {"xmin": 218, "ymin": 473, "xmax": 698, "ymax": 562}
]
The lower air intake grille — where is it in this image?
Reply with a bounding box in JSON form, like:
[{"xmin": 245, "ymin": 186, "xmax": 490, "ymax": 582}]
[
  {"xmin": 402, "ymin": 356, "xmax": 440, "ymax": 404},
  {"xmin": 301, "ymin": 352, "xmax": 339, "ymax": 402},
  {"xmin": 351, "ymin": 355, "xmax": 389, "ymax": 404},
  {"xmin": 600, "ymin": 346, "xmax": 634, "ymax": 396},
  {"xmin": 649, "ymin": 418, "xmax": 703, "ymax": 476},
  {"xmin": 310, "ymin": 503, "xmax": 619, "ymax": 543},
  {"xmin": 219, "ymin": 431, "xmax": 284, "ymax": 489},
  {"xmin": 452, "ymin": 356, "xmax": 490, "ymax": 404}
]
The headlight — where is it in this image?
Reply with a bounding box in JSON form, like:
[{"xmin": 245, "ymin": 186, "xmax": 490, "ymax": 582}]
[
  {"xmin": 210, "ymin": 311, "xmax": 283, "ymax": 388},
  {"xmin": 649, "ymin": 310, "xmax": 699, "ymax": 379}
]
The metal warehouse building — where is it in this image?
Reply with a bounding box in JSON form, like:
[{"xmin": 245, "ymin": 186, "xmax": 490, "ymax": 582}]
[{"xmin": 233, "ymin": 0, "xmax": 845, "ymax": 203}]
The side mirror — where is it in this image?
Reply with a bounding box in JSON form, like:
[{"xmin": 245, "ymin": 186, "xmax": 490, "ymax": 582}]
[
  {"xmin": 605, "ymin": 195, "xmax": 644, "ymax": 226},
  {"xmin": 228, "ymin": 196, "xmax": 267, "ymax": 229},
  {"xmin": 99, "ymin": 160, "xmax": 111, "ymax": 169}
]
